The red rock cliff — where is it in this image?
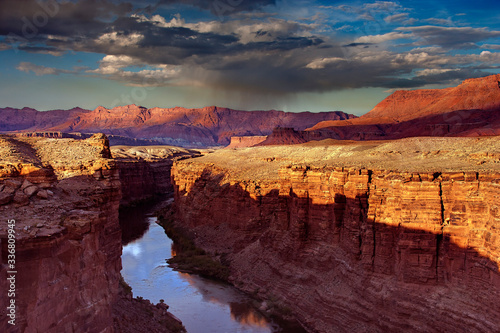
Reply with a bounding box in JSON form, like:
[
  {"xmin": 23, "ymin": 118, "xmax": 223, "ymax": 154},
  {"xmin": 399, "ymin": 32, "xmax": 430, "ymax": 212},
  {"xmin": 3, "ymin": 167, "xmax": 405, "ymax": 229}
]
[
  {"xmin": 0, "ymin": 134, "xmax": 122, "ymax": 333},
  {"xmin": 364, "ymin": 74, "xmax": 500, "ymax": 121},
  {"xmin": 171, "ymin": 141, "xmax": 500, "ymax": 333},
  {"xmin": 111, "ymin": 146, "xmax": 201, "ymax": 206},
  {"xmin": 226, "ymin": 136, "xmax": 268, "ymax": 148}
]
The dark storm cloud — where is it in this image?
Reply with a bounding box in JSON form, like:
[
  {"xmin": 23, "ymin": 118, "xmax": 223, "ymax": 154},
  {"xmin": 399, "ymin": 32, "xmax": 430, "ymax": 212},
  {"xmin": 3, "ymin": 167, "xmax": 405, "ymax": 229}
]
[
  {"xmin": 58, "ymin": 13, "xmax": 323, "ymax": 67},
  {"xmin": 0, "ymin": 0, "xmax": 133, "ymax": 38},
  {"xmin": 343, "ymin": 42, "xmax": 373, "ymax": 47},
  {"xmin": 240, "ymin": 37, "xmax": 323, "ymax": 52},
  {"xmin": 398, "ymin": 26, "xmax": 500, "ymax": 49},
  {"xmin": 153, "ymin": 0, "xmax": 276, "ymax": 15},
  {"xmin": 17, "ymin": 44, "xmax": 63, "ymax": 55},
  {"xmin": 2, "ymin": 1, "xmax": 499, "ymax": 95}
]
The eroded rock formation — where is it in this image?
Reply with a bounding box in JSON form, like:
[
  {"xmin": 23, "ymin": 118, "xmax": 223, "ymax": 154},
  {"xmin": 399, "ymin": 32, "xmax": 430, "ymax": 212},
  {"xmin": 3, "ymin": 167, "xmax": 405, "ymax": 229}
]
[
  {"xmin": 111, "ymin": 145, "xmax": 201, "ymax": 206},
  {"xmin": 0, "ymin": 134, "xmax": 121, "ymax": 332},
  {"xmin": 0, "ymin": 134, "xmax": 183, "ymax": 333},
  {"xmin": 227, "ymin": 136, "xmax": 268, "ymax": 148},
  {"xmin": 364, "ymin": 74, "xmax": 500, "ymax": 121},
  {"xmin": 171, "ymin": 138, "xmax": 500, "ymax": 333},
  {"xmin": 305, "ymin": 74, "xmax": 500, "ymax": 142}
]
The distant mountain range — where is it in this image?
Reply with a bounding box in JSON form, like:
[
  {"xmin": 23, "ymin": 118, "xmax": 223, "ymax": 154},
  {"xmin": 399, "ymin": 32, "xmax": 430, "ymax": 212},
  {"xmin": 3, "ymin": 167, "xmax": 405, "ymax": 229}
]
[
  {"xmin": 0, "ymin": 105, "xmax": 353, "ymax": 147},
  {"xmin": 2, "ymin": 74, "xmax": 499, "ymax": 147},
  {"xmin": 259, "ymin": 74, "xmax": 500, "ymax": 145}
]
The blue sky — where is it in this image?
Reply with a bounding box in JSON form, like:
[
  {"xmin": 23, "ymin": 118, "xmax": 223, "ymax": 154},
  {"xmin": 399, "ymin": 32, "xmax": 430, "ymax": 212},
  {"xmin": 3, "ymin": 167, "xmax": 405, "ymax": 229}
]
[{"xmin": 0, "ymin": 0, "xmax": 499, "ymax": 115}]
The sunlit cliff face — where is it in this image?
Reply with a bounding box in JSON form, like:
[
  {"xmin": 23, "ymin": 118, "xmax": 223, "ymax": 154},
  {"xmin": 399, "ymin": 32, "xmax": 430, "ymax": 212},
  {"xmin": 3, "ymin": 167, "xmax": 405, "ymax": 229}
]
[{"xmin": 170, "ymin": 137, "xmax": 500, "ymax": 333}]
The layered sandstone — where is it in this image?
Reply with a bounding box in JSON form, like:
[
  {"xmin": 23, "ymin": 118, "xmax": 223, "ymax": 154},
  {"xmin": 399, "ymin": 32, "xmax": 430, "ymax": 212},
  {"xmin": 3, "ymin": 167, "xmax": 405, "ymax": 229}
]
[
  {"xmin": 227, "ymin": 136, "xmax": 268, "ymax": 148},
  {"xmin": 111, "ymin": 145, "xmax": 201, "ymax": 206},
  {"xmin": 171, "ymin": 137, "xmax": 500, "ymax": 333},
  {"xmin": 306, "ymin": 74, "xmax": 500, "ymax": 142},
  {"xmin": 0, "ymin": 134, "xmax": 183, "ymax": 333},
  {"xmin": 0, "ymin": 134, "xmax": 122, "ymax": 333}
]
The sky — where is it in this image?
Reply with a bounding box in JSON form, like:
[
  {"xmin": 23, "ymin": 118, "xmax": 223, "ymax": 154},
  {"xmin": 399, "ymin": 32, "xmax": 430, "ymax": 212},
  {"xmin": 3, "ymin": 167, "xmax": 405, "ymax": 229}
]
[{"xmin": 0, "ymin": 0, "xmax": 499, "ymax": 115}]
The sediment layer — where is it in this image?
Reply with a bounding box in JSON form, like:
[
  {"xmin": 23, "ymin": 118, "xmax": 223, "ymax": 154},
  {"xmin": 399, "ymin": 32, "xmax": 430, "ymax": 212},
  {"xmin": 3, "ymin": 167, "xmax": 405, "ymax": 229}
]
[
  {"xmin": 171, "ymin": 137, "xmax": 500, "ymax": 333},
  {"xmin": 0, "ymin": 134, "xmax": 121, "ymax": 333},
  {"xmin": 0, "ymin": 135, "xmax": 184, "ymax": 333},
  {"xmin": 111, "ymin": 145, "xmax": 201, "ymax": 206}
]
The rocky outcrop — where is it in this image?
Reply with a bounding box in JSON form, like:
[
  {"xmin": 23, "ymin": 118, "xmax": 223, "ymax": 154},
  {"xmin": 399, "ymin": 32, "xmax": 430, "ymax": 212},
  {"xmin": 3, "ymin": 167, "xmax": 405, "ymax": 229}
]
[
  {"xmin": 364, "ymin": 74, "xmax": 500, "ymax": 121},
  {"xmin": 0, "ymin": 134, "xmax": 187, "ymax": 333},
  {"xmin": 170, "ymin": 141, "xmax": 500, "ymax": 333},
  {"xmin": 111, "ymin": 146, "xmax": 201, "ymax": 206},
  {"xmin": 0, "ymin": 134, "xmax": 122, "ymax": 332},
  {"xmin": 1, "ymin": 105, "xmax": 355, "ymax": 147},
  {"xmin": 305, "ymin": 74, "xmax": 500, "ymax": 143},
  {"xmin": 227, "ymin": 136, "xmax": 268, "ymax": 148}
]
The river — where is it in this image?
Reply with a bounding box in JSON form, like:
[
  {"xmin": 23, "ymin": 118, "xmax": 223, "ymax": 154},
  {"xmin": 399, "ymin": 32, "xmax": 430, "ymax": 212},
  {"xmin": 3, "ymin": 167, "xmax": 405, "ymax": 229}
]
[{"xmin": 120, "ymin": 203, "xmax": 307, "ymax": 333}]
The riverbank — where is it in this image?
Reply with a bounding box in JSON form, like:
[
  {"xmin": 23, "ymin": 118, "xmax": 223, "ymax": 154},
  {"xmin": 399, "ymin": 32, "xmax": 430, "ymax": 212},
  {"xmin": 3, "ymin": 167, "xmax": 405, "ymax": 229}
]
[{"xmin": 155, "ymin": 203, "xmax": 307, "ymax": 332}]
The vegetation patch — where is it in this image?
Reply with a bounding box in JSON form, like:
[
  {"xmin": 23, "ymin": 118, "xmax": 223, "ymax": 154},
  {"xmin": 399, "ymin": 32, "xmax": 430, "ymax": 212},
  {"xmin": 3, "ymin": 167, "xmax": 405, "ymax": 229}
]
[
  {"xmin": 156, "ymin": 207, "xmax": 230, "ymax": 281},
  {"xmin": 119, "ymin": 275, "xmax": 133, "ymax": 295}
]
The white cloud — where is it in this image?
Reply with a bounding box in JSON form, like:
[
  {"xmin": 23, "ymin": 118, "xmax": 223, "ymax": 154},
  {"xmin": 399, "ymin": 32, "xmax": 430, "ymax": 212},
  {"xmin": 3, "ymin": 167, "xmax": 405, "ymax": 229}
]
[
  {"xmin": 415, "ymin": 68, "xmax": 459, "ymax": 76},
  {"xmin": 354, "ymin": 32, "xmax": 411, "ymax": 44},
  {"xmin": 306, "ymin": 57, "xmax": 345, "ymax": 69},
  {"xmin": 424, "ymin": 18, "xmax": 454, "ymax": 26},
  {"xmin": 87, "ymin": 55, "xmax": 180, "ymax": 86},
  {"xmin": 88, "ymin": 55, "xmax": 142, "ymax": 75},
  {"xmin": 384, "ymin": 13, "xmax": 409, "ymax": 23},
  {"xmin": 96, "ymin": 32, "xmax": 143, "ymax": 47}
]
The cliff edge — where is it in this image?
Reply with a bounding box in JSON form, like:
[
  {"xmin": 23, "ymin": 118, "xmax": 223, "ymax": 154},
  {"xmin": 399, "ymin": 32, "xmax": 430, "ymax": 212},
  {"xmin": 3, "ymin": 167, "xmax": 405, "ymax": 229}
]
[
  {"xmin": 0, "ymin": 134, "xmax": 183, "ymax": 333},
  {"xmin": 171, "ymin": 137, "xmax": 500, "ymax": 332}
]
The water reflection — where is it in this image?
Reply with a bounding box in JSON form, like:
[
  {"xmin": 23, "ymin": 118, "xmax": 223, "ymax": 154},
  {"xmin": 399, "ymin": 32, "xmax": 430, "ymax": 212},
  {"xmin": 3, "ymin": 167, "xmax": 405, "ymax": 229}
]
[
  {"xmin": 121, "ymin": 208, "xmax": 306, "ymax": 333},
  {"xmin": 230, "ymin": 302, "xmax": 270, "ymax": 329},
  {"xmin": 119, "ymin": 203, "xmax": 156, "ymax": 244},
  {"xmin": 121, "ymin": 218, "xmax": 273, "ymax": 332}
]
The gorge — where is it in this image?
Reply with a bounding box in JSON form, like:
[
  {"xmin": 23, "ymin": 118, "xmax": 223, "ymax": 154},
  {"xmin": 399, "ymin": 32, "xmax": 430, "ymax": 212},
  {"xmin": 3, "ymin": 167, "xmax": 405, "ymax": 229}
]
[
  {"xmin": 1, "ymin": 134, "xmax": 499, "ymax": 332},
  {"xmin": 170, "ymin": 137, "xmax": 500, "ymax": 332},
  {"xmin": 1, "ymin": 78, "xmax": 500, "ymax": 332},
  {"xmin": 0, "ymin": 134, "xmax": 189, "ymax": 333}
]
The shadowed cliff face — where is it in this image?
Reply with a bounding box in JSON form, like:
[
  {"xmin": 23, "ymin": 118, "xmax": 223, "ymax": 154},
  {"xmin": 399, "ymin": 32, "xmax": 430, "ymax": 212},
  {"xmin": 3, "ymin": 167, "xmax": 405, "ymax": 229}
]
[
  {"xmin": 0, "ymin": 134, "xmax": 122, "ymax": 333},
  {"xmin": 0, "ymin": 135, "xmax": 186, "ymax": 333},
  {"xmin": 111, "ymin": 145, "xmax": 202, "ymax": 206},
  {"xmin": 171, "ymin": 163, "xmax": 500, "ymax": 333}
]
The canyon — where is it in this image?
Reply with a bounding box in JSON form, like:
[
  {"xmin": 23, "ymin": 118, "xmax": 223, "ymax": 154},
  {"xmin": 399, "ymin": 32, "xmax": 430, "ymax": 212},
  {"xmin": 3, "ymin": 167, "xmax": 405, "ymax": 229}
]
[
  {"xmin": 171, "ymin": 137, "xmax": 500, "ymax": 332},
  {"xmin": 1, "ymin": 73, "xmax": 500, "ymax": 333},
  {"xmin": 1, "ymin": 133, "xmax": 499, "ymax": 332},
  {"xmin": 0, "ymin": 134, "xmax": 184, "ymax": 333},
  {"xmin": 111, "ymin": 145, "xmax": 201, "ymax": 206}
]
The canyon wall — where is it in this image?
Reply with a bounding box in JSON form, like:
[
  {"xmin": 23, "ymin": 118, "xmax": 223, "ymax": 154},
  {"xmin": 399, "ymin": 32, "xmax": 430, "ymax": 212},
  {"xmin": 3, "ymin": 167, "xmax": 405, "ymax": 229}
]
[
  {"xmin": 111, "ymin": 146, "xmax": 201, "ymax": 206},
  {"xmin": 0, "ymin": 134, "xmax": 122, "ymax": 333},
  {"xmin": 227, "ymin": 136, "xmax": 268, "ymax": 148},
  {"xmin": 171, "ymin": 157, "xmax": 500, "ymax": 332}
]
